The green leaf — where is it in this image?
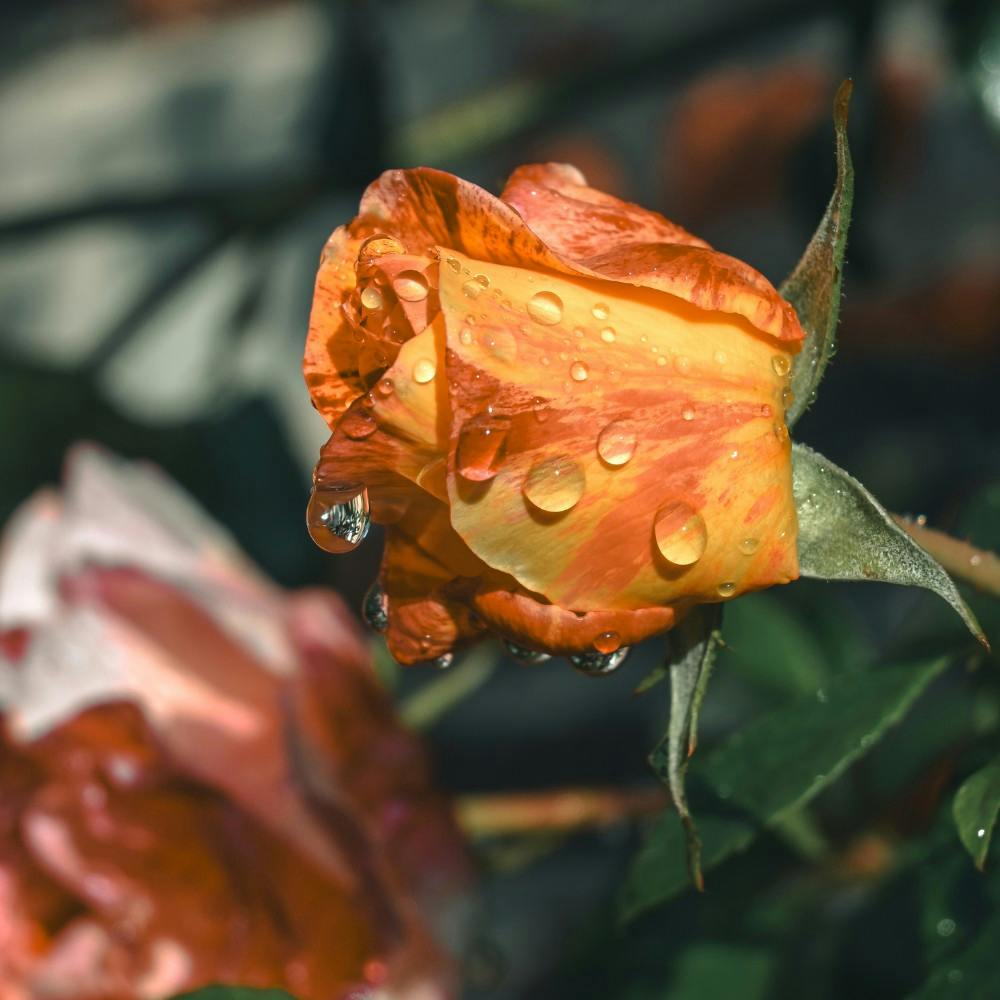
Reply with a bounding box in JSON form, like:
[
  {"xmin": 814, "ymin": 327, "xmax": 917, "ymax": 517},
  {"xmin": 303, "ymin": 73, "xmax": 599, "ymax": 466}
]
[
  {"xmin": 721, "ymin": 592, "xmax": 829, "ymax": 698},
  {"xmin": 954, "ymin": 760, "xmax": 1000, "ymax": 870},
  {"xmin": 170, "ymin": 988, "xmax": 296, "ymax": 1000},
  {"xmin": 620, "ymin": 656, "xmax": 950, "ymax": 923},
  {"xmin": 781, "ymin": 79, "xmax": 853, "ymax": 427},
  {"xmin": 650, "ymin": 606, "xmax": 723, "ymax": 891},
  {"xmin": 792, "ymin": 443, "xmax": 986, "ymax": 647}
]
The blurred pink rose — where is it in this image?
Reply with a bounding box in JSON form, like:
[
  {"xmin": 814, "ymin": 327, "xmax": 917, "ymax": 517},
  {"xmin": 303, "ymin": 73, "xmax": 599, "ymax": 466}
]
[{"xmin": 0, "ymin": 445, "xmax": 470, "ymax": 1000}]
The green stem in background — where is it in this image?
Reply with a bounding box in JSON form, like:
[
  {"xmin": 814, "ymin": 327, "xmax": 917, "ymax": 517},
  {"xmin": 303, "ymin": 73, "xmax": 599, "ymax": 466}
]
[{"xmin": 894, "ymin": 515, "xmax": 1000, "ymax": 604}]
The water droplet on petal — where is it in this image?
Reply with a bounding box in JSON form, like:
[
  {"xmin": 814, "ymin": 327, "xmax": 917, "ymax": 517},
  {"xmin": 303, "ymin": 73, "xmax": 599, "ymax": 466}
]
[
  {"xmin": 656, "ymin": 356, "xmax": 668, "ymax": 367},
  {"xmin": 653, "ymin": 501, "xmax": 707, "ymax": 566},
  {"xmin": 717, "ymin": 581, "xmax": 736, "ymax": 598},
  {"xmin": 412, "ymin": 358, "xmax": 436, "ymax": 383},
  {"xmin": 570, "ymin": 646, "xmax": 630, "ymax": 676},
  {"xmin": 307, "ymin": 484, "xmax": 370, "ymax": 553},
  {"xmin": 358, "ymin": 234, "xmax": 405, "ymax": 261},
  {"xmin": 459, "ymin": 327, "xmax": 474, "ymax": 345},
  {"xmin": 362, "ymin": 583, "xmax": 389, "ymax": 632},
  {"xmin": 739, "ymin": 537, "xmax": 760, "ymax": 555},
  {"xmin": 592, "ymin": 302, "xmax": 609, "ymax": 320},
  {"xmin": 457, "ymin": 413, "xmax": 511, "ymax": 481},
  {"xmin": 360, "ymin": 285, "xmax": 383, "ymax": 310},
  {"xmin": 445, "ymin": 256, "xmax": 461, "ymax": 273},
  {"xmin": 463, "ymin": 275, "xmax": 490, "ymax": 299},
  {"xmin": 597, "ymin": 421, "xmax": 636, "ymax": 466},
  {"xmin": 600, "ymin": 327, "xmax": 616, "ymax": 344},
  {"xmin": 593, "ymin": 630, "xmax": 621, "ymax": 654},
  {"xmin": 393, "ymin": 270, "xmax": 429, "ymax": 302},
  {"xmin": 504, "ymin": 640, "xmax": 552, "ymax": 665},
  {"xmin": 771, "ymin": 355, "xmax": 791, "ymax": 376},
  {"xmin": 569, "ymin": 361, "xmax": 589, "ymax": 382},
  {"xmin": 376, "ymin": 377, "xmax": 394, "ymax": 397},
  {"xmin": 340, "ymin": 408, "xmax": 378, "ymax": 439},
  {"xmin": 523, "ymin": 455, "xmax": 585, "ymax": 513},
  {"xmin": 681, "ymin": 407, "xmax": 695, "ymax": 422},
  {"xmin": 527, "ymin": 291, "xmax": 564, "ymax": 325}
]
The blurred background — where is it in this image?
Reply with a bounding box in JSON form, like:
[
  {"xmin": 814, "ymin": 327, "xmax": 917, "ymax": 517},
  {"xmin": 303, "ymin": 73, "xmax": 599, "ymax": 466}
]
[{"xmin": 1, "ymin": 0, "xmax": 999, "ymax": 997}]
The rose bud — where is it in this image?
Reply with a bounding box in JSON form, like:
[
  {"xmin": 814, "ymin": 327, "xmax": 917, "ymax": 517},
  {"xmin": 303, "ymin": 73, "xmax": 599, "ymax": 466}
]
[{"xmin": 303, "ymin": 164, "xmax": 804, "ymax": 669}]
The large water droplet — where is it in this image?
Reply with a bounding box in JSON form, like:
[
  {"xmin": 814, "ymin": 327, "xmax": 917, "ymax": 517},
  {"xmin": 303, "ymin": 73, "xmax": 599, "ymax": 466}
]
[
  {"xmin": 523, "ymin": 455, "xmax": 585, "ymax": 513},
  {"xmin": 412, "ymin": 358, "xmax": 436, "ymax": 383},
  {"xmin": 358, "ymin": 234, "xmax": 405, "ymax": 262},
  {"xmin": 362, "ymin": 582, "xmax": 389, "ymax": 632},
  {"xmin": 393, "ymin": 271, "xmax": 429, "ymax": 302},
  {"xmin": 717, "ymin": 581, "xmax": 736, "ymax": 598},
  {"xmin": 504, "ymin": 639, "xmax": 552, "ymax": 665},
  {"xmin": 597, "ymin": 421, "xmax": 636, "ymax": 467},
  {"xmin": 527, "ymin": 291, "xmax": 564, "ymax": 325},
  {"xmin": 771, "ymin": 354, "xmax": 791, "ymax": 376},
  {"xmin": 360, "ymin": 285, "xmax": 383, "ymax": 310},
  {"xmin": 569, "ymin": 361, "xmax": 589, "ymax": 382},
  {"xmin": 570, "ymin": 647, "xmax": 630, "ymax": 676},
  {"xmin": 593, "ymin": 630, "xmax": 621, "ymax": 654},
  {"xmin": 457, "ymin": 413, "xmax": 511, "ymax": 482},
  {"xmin": 653, "ymin": 501, "xmax": 707, "ymax": 566},
  {"xmin": 307, "ymin": 484, "xmax": 370, "ymax": 554}
]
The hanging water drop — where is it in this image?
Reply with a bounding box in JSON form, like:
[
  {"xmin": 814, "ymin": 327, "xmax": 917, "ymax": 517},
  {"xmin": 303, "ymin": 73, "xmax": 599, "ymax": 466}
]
[
  {"xmin": 523, "ymin": 455, "xmax": 585, "ymax": 513},
  {"xmin": 362, "ymin": 582, "xmax": 389, "ymax": 632},
  {"xmin": 570, "ymin": 646, "xmax": 630, "ymax": 676},
  {"xmin": 771, "ymin": 355, "xmax": 791, "ymax": 376},
  {"xmin": 653, "ymin": 501, "xmax": 707, "ymax": 566},
  {"xmin": 527, "ymin": 291, "xmax": 564, "ymax": 325},
  {"xmin": 717, "ymin": 581, "xmax": 736, "ymax": 598},
  {"xmin": 504, "ymin": 640, "xmax": 552, "ymax": 665},
  {"xmin": 597, "ymin": 422, "xmax": 636, "ymax": 467},
  {"xmin": 306, "ymin": 484, "xmax": 370, "ymax": 554},
  {"xmin": 432, "ymin": 652, "xmax": 454, "ymax": 670}
]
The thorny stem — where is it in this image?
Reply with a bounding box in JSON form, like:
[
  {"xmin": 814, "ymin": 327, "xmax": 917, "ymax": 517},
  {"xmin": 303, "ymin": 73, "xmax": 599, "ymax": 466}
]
[
  {"xmin": 894, "ymin": 515, "xmax": 1000, "ymax": 603},
  {"xmin": 455, "ymin": 787, "xmax": 666, "ymax": 838}
]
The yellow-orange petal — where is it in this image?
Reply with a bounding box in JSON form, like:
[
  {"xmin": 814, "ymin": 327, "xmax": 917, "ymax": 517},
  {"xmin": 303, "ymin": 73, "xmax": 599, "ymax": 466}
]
[
  {"xmin": 500, "ymin": 162, "xmax": 711, "ymax": 259},
  {"xmin": 439, "ymin": 248, "xmax": 799, "ymax": 613}
]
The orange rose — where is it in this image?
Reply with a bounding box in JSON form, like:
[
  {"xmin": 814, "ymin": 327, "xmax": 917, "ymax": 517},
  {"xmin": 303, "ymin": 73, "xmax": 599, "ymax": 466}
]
[{"xmin": 303, "ymin": 164, "xmax": 804, "ymax": 668}]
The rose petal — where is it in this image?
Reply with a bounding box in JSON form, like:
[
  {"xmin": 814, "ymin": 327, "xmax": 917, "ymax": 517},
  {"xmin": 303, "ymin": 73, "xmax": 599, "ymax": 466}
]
[
  {"xmin": 304, "ymin": 225, "xmax": 370, "ymax": 429},
  {"xmin": 500, "ymin": 162, "xmax": 710, "ymax": 259},
  {"xmin": 439, "ymin": 249, "xmax": 799, "ymax": 613}
]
